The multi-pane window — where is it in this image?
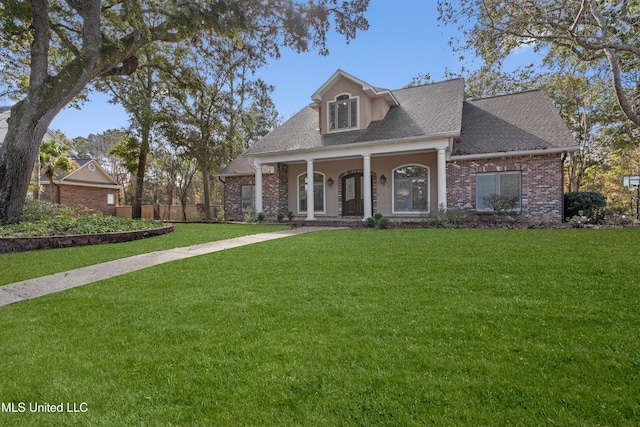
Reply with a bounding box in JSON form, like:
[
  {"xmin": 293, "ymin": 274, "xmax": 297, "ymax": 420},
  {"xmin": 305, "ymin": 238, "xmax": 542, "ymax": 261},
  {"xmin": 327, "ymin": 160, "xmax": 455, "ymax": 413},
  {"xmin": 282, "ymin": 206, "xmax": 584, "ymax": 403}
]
[
  {"xmin": 328, "ymin": 94, "xmax": 358, "ymax": 131},
  {"xmin": 393, "ymin": 165, "xmax": 429, "ymax": 213},
  {"xmin": 476, "ymin": 171, "xmax": 522, "ymax": 211},
  {"xmin": 241, "ymin": 185, "xmax": 255, "ymax": 213},
  {"xmin": 298, "ymin": 172, "xmax": 325, "ymax": 213}
]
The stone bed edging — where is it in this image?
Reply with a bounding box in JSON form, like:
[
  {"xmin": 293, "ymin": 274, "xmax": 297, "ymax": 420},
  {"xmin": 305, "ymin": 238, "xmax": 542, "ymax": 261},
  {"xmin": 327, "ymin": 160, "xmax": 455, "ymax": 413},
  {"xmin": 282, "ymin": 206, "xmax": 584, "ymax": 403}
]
[{"xmin": 0, "ymin": 224, "xmax": 175, "ymax": 254}]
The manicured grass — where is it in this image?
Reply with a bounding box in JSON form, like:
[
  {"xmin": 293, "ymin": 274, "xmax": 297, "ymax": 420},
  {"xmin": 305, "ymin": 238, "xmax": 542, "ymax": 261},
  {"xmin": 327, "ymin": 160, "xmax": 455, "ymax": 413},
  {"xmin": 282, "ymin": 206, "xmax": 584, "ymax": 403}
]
[
  {"xmin": 0, "ymin": 223, "xmax": 287, "ymax": 285},
  {"xmin": 1, "ymin": 228, "xmax": 639, "ymax": 426}
]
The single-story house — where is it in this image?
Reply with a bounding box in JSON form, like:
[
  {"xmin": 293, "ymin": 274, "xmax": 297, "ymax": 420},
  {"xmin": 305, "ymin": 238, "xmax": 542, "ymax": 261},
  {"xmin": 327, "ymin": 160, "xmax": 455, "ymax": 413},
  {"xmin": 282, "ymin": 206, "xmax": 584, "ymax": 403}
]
[
  {"xmin": 217, "ymin": 70, "xmax": 579, "ymax": 223},
  {"xmin": 40, "ymin": 158, "xmax": 121, "ymax": 216}
]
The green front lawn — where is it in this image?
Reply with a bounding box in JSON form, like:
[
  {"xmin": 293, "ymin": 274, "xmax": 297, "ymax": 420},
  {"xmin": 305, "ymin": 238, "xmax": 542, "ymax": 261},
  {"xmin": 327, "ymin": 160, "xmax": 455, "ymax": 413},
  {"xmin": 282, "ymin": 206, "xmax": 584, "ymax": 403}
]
[{"xmin": 1, "ymin": 228, "xmax": 639, "ymax": 426}]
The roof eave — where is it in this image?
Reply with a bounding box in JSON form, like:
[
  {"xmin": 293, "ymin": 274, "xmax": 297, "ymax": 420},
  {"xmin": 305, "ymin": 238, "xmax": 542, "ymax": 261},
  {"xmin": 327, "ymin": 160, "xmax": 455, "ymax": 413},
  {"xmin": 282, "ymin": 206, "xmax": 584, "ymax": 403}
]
[{"xmin": 450, "ymin": 145, "xmax": 580, "ymax": 161}]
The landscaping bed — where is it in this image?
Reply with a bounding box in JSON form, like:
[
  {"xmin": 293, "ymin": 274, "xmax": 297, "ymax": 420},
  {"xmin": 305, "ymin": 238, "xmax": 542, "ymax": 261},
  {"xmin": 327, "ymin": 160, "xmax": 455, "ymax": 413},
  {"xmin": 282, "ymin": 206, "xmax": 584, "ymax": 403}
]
[
  {"xmin": 0, "ymin": 224, "xmax": 174, "ymax": 254},
  {"xmin": 0, "ymin": 200, "xmax": 172, "ymax": 253}
]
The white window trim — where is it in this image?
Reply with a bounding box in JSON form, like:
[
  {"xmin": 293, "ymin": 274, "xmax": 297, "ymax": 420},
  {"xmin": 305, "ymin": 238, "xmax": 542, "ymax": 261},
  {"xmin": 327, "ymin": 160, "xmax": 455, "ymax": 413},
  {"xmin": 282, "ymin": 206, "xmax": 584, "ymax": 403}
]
[
  {"xmin": 475, "ymin": 171, "xmax": 522, "ymax": 212},
  {"xmin": 326, "ymin": 93, "xmax": 360, "ymax": 133},
  {"xmin": 297, "ymin": 171, "xmax": 326, "ymax": 214},
  {"xmin": 392, "ymin": 164, "xmax": 431, "ymax": 215}
]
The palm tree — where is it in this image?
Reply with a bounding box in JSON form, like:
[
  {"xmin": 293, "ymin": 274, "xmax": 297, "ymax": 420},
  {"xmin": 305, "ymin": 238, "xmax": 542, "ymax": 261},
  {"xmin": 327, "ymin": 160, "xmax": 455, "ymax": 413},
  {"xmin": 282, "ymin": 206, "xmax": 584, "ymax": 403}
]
[{"xmin": 39, "ymin": 140, "xmax": 75, "ymax": 203}]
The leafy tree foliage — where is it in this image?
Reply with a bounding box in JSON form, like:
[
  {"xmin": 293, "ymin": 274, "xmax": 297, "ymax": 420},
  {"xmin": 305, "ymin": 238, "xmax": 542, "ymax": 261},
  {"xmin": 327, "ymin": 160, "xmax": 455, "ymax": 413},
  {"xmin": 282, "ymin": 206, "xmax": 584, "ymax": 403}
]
[
  {"xmin": 98, "ymin": 44, "xmax": 179, "ymax": 218},
  {"xmin": 0, "ymin": 0, "xmax": 370, "ymax": 223},
  {"xmin": 39, "ymin": 139, "xmax": 75, "ymax": 203},
  {"xmin": 437, "ymin": 0, "xmax": 640, "ymax": 128},
  {"xmin": 160, "ymin": 35, "xmax": 279, "ymax": 220}
]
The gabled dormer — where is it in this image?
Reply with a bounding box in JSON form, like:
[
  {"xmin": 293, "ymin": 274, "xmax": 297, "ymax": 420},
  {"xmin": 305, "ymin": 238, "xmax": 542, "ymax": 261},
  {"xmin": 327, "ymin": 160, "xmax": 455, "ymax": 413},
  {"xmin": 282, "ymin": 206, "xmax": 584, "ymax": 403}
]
[{"xmin": 310, "ymin": 70, "xmax": 399, "ymax": 135}]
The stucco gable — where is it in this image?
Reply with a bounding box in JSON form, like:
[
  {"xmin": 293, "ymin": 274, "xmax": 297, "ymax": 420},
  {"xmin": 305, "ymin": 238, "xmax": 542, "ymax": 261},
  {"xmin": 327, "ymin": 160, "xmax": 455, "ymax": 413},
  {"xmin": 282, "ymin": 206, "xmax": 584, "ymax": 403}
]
[
  {"xmin": 56, "ymin": 159, "xmax": 120, "ymax": 188},
  {"xmin": 311, "ymin": 69, "xmax": 399, "ymax": 107}
]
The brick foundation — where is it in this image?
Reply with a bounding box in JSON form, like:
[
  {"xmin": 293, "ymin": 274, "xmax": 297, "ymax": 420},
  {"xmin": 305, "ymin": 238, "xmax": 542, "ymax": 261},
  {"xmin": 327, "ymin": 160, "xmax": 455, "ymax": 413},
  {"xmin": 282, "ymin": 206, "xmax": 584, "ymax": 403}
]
[{"xmin": 447, "ymin": 153, "xmax": 565, "ymax": 222}]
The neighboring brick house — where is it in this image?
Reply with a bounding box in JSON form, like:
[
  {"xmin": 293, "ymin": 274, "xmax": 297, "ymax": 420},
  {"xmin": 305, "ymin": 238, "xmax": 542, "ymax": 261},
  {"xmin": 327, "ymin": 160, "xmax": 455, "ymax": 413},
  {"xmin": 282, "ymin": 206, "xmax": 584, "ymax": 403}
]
[
  {"xmin": 217, "ymin": 70, "xmax": 578, "ymax": 222},
  {"xmin": 41, "ymin": 158, "xmax": 121, "ymax": 216}
]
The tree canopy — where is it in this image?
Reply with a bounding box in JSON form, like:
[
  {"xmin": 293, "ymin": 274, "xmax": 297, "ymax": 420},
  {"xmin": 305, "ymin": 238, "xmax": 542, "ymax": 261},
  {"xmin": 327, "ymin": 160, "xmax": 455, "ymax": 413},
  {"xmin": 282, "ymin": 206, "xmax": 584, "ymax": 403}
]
[
  {"xmin": 437, "ymin": 0, "xmax": 640, "ymax": 127},
  {"xmin": 0, "ymin": 0, "xmax": 370, "ymax": 223}
]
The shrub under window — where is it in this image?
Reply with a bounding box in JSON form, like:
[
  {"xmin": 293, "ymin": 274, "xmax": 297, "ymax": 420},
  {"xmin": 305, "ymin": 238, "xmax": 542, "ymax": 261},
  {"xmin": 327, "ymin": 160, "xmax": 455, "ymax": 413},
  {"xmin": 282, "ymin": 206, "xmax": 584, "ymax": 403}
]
[{"xmin": 476, "ymin": 171, "xmax": 521, "ymax": 211}]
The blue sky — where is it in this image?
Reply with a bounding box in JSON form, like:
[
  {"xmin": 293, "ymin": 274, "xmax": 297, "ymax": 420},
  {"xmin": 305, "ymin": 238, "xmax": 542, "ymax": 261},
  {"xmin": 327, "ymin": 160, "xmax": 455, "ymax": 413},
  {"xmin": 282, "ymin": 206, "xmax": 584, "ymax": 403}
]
[{"xmin": 50, "ymin": 0, "xmax": 535, "ymax": 139}]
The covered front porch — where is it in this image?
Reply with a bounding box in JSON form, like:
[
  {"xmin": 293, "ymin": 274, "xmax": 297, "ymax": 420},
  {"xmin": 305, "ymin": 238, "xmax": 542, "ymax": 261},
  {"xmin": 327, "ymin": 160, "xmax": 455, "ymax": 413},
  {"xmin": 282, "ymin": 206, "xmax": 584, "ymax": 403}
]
[{"xmin": 253, "ymin": 140, "xmax": 450, "ymax": 221}]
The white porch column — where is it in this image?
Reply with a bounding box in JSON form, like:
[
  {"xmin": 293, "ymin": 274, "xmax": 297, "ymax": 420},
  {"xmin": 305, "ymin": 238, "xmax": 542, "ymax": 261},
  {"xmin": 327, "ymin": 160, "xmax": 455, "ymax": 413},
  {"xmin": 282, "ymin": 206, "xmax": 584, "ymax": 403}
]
[
  {"xmin": 306, "ymin": 159, "xmax": 315, "ymax": 220},
  {"xmin": 254, "ymin": 162, "xmax": 263, "ymax": 213},
  {"xmin": 362, "ymin": 154, "xmax": 373, "ymax": 220},
  {"xmin": 437, "ymin": 148, "xmax": 447, "ymax": 211}
]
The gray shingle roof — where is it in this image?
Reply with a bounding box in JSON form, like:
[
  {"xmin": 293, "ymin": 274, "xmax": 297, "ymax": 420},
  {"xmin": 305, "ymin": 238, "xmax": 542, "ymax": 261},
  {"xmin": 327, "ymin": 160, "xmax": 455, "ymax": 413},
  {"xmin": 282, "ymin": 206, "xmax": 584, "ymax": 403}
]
[
  {"xmin": 453, "ymin": 90, "xmax": 576, "ymax": 155},
  {"xmin": 218, "ymin": 78, "xmax": 576, "ymax": 176},
  {"xmin": 247, "ymin": 78, "xmax": 465, "ymax": 156}
]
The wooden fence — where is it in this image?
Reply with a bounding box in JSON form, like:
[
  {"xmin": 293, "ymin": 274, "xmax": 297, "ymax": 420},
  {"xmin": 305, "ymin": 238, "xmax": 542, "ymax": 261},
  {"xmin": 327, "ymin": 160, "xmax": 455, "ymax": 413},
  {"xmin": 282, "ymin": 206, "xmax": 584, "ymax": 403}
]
[{"xmin": 115, "ymin": 204, "xmax": 221, "ymax": 221}]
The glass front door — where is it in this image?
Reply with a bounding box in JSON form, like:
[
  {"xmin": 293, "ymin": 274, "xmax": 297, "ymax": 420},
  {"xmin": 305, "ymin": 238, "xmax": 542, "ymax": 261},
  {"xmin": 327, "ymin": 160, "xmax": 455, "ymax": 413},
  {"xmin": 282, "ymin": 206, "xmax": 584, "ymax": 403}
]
[{"xmin": 342, "ymin": 173, "xmax": 364, "ymax": 216}]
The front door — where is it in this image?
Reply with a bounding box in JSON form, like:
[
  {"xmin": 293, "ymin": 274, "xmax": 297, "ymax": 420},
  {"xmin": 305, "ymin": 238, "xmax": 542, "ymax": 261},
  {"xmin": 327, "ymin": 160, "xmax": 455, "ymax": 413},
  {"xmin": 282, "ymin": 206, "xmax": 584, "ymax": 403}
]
[{"xmin": 342, "ymin": 173, "xmax": 364, "ymax": 216}]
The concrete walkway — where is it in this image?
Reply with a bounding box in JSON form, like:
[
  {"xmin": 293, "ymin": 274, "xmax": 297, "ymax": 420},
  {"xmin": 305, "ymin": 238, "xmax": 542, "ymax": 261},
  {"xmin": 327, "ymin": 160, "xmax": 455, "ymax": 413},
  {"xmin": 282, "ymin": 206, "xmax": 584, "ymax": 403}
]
[{"xmin": 0, "ymin": 226, "xmax": 341, "ymax": 307}]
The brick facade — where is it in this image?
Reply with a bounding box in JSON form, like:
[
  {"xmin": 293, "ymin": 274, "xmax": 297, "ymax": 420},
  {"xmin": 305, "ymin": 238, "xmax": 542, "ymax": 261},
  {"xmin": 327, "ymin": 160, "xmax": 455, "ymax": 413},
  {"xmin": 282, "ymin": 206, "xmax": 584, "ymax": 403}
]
[
  {"xmin": 224, "ymin": 154, "xmax": 566, "ymax": 223},
  {"xmin": 223, "ymin": 163, "xmax": 288, "ymax": 221},
  {"xmin": 41, "ymin": 184, "xmax": 119, "ymax": 216},
  {"xmin": 447, "ymin": 153, "xmax": 564, "ymax": 222}
]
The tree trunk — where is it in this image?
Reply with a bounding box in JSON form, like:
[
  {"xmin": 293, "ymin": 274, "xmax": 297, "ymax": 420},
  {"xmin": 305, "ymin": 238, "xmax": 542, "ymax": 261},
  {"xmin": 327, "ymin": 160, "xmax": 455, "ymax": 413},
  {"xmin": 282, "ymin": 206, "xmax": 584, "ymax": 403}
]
[
  {"xmin": 132, "ymin": 124, "xmax": 150, "ymax": 219},
  {"xmin": 0, "ymin": 103, "xmax": 61, "ymax": 222},
  {"xmin": 48, "ymin": 176, "xmax": 56, "ymax": 203},
  {"xmin": 200, "ymin": 163, "xmax": 212, "ymax": 221},
  {"xmin": 131, "ymin": 66, "xmax": 155, "ymax": 219},
  {"xmin": 34, "ymin": 154, "xmax": 41, "ymax": 200},
  {"xmin": 181, "ymin": 195, "xmax": 188, "ymax": 221}
]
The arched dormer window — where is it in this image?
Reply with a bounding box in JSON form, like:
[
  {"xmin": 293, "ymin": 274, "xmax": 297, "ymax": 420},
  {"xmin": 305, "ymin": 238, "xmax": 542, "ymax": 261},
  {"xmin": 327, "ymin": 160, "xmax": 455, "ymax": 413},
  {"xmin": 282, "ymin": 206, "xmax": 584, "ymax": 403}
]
[{"xmin": 328, "ymin": 94, "xmax": 358, "ymax": 132}]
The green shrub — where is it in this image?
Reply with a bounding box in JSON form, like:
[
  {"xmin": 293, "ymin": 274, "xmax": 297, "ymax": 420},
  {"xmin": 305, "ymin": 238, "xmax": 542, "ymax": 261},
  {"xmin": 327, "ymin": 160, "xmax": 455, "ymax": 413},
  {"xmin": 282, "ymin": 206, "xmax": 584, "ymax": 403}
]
[
  {"xmin": 287, "ymin": 211, "xmax": 295, "ymax": 221},
  {"xmin": 276, "ymin": 213, "xmax": 285, "ymax": 222},
  {"xmin": 243, "ymin": 212, "xmax": 258, "ymax": 223},
  {"xmin": 257, "ymin": 212, "xmax": 266, "ymax": 223},
  {"xmin": 377, "ymin": 217, "xmax": 390, "ymax": 229},
  {"xmin": 0, "ymin": 211, "xmax": 163, "ymax": 237},
  {"xmin": 20, "ymin": 199, "xmax": 75, "ymax": 222},
  {"xmin": 366, "ymin": 213, "xmax": 390, "ymax": 229},
  {"xmin": 421, "ymin": 206, "xmax": 468, "ymax": 227},
  {"xmin": 483, "ymin": 193, "xmax": 519, "ymax": 212},
  {"xmin": 564, "ymin": 192, "xmax": 606, "ymax": 221}
]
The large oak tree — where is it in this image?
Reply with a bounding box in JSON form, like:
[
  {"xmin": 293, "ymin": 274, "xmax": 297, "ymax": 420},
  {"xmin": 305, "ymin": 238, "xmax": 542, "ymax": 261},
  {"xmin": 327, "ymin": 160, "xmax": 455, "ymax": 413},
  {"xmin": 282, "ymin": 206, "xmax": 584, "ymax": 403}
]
[
  {"xmin": 437, "ymin": 0, "xmax": 640, "ymax": 127},
  {"xmin": 0, "ymin": 0, "xmax": 369, "ymax": 223}
]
